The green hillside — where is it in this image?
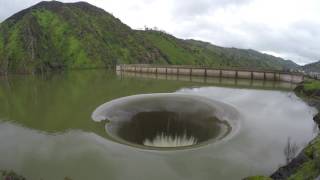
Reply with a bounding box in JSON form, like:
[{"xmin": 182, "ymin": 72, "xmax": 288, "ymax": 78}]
[
  {"xmin": 185, "ymin": 39, "xmax": 298, "ymax": 70},
  {"xmin": 0, "ymin": 1, "xmax": 167, "ymax": 74},
  {"xmin": 0, "ymin": 1, "xmax": 298, "ymax": 74},
  {"xmin": 301, "ymin": 61, "xmax": 320, "ymax": 73}
]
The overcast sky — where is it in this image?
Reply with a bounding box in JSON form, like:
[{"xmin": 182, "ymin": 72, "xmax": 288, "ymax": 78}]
[{"xmin": 1, "ymin": 0, "xmax": 319, "ymax": 65}]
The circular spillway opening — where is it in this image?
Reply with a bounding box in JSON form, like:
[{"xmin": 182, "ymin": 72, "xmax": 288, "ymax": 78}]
[
  {"xmin": 92, "ymin": 94, "xmax": 240, "ymax": 150},
  {"xmin": 111, "ymin": 111, "xmax": 231, "ymax": 147}
]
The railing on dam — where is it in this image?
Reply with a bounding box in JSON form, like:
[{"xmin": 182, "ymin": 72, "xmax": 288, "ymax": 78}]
[{"xmin": 116, "ymin": 64, "xmax": 304, "ymax": 83}]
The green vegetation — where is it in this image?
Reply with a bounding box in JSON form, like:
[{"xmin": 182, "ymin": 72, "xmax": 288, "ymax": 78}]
[
  {"xmin": 185, "ymin": 39, "xmax": 298, "ymax": 69},
  {"xmin": 4, "ymin": 22, "xmax": 28, "ymax": 72},
  {"xmin": 304, "ymin": 80, "xmax": 320, "ymax": 91},
  {"xmin": 0, "ymin": 1, "xmax": 298, "ymax": 74},
  {"xmin": 141, "ymin": 31, "xmax": 299, "ymax": 69},
  {"xmin": 294, "ymin": 79, "xmax": 320, "ymax": 98},
  {"xmin": 243, "ymin": 176, "xmax": 273, "ymax": 180},
  {"xmin": 143, "ymin": 31, "xmax": 198, "ymax": 65},
  {"xmin": 0, "ymin": 27, "xmax": 4, "ymax": 56},
  {"xmin": 286, "ymin": 136, "xmax": 320, "ymax": 180},
  {"xmin": 287, "ymin": 161, "xmax": 319, "ymax": 180}
]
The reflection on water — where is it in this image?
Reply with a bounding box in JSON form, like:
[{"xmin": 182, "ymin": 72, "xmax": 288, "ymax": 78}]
[
  {"xmin": 117, "ymin": 71, "xmax": 296, "ymax": 90},
  {"xmin": 0, "ymin": 70, "xmax": 318, "ymax": 180},
  {"xmin": 284, "ymin": 137, "xmax": 300, "ymax": 164}
]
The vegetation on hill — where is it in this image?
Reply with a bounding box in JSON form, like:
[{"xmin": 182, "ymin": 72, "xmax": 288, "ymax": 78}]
[
  {"xmin": 0, "ymin": 1, "xmax": 299, "ymax": 74},
  {"xmin": 0, "ymin": 1, "xmax": 167, "ymax": 74},
  {"xmin": 185, "ymin": 39, "xmax": 298, "ymax": 70},
  {"xmin": 301, "ymin": 60, "xmax": 320, "ymax": 73},
  {"xmin": 142, "ymin": 31, "xmax": 297, "ymax": 69}
]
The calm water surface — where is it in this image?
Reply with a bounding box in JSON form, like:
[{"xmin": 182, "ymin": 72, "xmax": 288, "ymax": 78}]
[{"xmin": 0, "ymin": 70, "xmax": 318, "ymax": 180}]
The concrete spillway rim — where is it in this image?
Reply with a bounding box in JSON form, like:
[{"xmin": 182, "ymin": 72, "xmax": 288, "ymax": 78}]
[{"xmin": 91, "ymin": 93, "xmax": 242, "ymax": 151}]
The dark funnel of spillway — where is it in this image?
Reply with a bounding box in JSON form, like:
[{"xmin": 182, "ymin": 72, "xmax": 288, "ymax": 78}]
[{"xmin": 92, "ymin": 94, "xmax": 240, "ymax": 150}]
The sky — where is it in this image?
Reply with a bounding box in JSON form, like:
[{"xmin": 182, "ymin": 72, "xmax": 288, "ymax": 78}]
[{"xmin": 0, "ymin": 0, "xmax": 320, "ymax": 65}]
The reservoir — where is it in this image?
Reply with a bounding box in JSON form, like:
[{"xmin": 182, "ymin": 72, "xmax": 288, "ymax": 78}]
[{"xmin": 0, "ymin": 69, "xmax": 317, "ymax": 180}]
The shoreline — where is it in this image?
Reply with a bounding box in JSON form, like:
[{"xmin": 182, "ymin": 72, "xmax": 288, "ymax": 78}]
[{"xmin": 245, "ymin": 80, "xmax": 320, "ymax": 180}]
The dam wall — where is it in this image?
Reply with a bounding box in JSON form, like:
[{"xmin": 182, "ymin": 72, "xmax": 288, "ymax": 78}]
[{"xmin": 116, "ymin": 64, "xmax": 304, "ymax": 83}]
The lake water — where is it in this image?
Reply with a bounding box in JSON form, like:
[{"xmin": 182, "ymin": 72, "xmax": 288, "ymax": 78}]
[{"xmin": 0, "ymin": 69, "xmax": 318, "ymax": 180}]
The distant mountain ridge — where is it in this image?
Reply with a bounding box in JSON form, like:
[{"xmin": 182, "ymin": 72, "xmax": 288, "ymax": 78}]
[
  {"xmin": 0, "ymin": 1, "xmax": 299, "ymax": 74},
  {"xmin": 301, "ymin": 61, "xmax": 320, "ymax": 73}
]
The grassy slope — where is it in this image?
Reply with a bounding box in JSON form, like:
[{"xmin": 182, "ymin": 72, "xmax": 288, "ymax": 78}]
[
  {"xmin": 0, "ymin": 2, "xmax": 166, "ymax": 73},
  {"xmin": 294, "ymin": 79, "xmax": 320, "ymax": 98},
  {"xmin": 186, "ymin": 39, "xmax": 298, "ymax": 70},
  {"xmin": 304, "ymin": 80, "xmax": 320, "ymax": 91},
  {"xmin": 141, "ymin": 31, "xmax": 199, "ymax": 65},
  {"xmin": 143, "ymin": 31, "xmax": 298, "ymax": 70},
  {"xmin": 142, "ymin": 31, "xmax": 228, "ymax": 66},
  {"xmin": 287, "ymin": 136, "xmax": 320, "ymax": 180},
  {"xmin": 0, "ymin": 1, "xmax": 299, "ymax": 74}
]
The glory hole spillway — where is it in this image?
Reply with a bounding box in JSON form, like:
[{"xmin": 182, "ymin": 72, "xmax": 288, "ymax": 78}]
[
  {"xmin": 0, "ymin": 69, "xmax": 317, "ymax": 180},
  {"xmin": 91, "ymin": 94, "xmax": 240, "ymax": 149}
]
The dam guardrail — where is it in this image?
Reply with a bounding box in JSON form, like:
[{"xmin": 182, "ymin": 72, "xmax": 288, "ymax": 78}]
[{"xmin": 116, "ymin": 64, "xmax": 304, "ymax": 84}]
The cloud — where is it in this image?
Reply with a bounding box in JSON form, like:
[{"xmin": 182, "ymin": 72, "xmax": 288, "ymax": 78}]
[
  {"xmin": 167, "ymin": 0, "xmax": 320, "ymax": 65},
  {"xmin": 0, "ymin": 0, "xmax": 39, "ymax": 21},
  {"xmin": 0, "ymin": 0, "xmax": 319, "ymax": 65},
  {"xmin": 0, "ymin": 0, "xmax": 76, "ymax": 21},
  {"xmin": 171, "ymin": 0, "xmax": 252, "ymax": 20}
]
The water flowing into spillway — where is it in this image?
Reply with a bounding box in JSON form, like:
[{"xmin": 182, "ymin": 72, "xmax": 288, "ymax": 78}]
[
  {"xmin": 143, "ymin": 132, "xmax": 198, "ymax": 147},
  {"xmin": 92, "ymin": 93, "xmax": 241, "ymax": 149}
]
